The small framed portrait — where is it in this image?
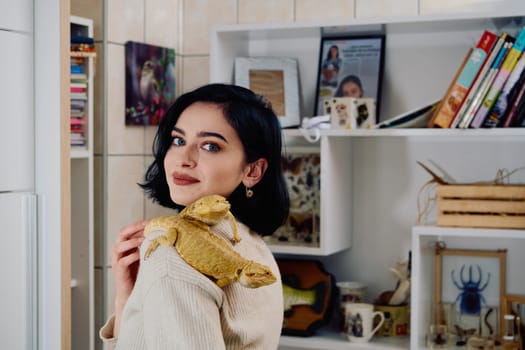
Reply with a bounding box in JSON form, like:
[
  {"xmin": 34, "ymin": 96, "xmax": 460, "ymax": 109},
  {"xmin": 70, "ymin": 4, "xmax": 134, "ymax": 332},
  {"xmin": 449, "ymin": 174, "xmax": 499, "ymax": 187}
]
[
  {"xmin": 125, "ymin": 41, "xmax": 176, "ymax": 126},
  {"xmin": 314, "ymin": 34, "xmax": 385, "ymax": 121},
  {"xmin": 235, "ymin": 57, "xmax": 301, "ymax": 128}
]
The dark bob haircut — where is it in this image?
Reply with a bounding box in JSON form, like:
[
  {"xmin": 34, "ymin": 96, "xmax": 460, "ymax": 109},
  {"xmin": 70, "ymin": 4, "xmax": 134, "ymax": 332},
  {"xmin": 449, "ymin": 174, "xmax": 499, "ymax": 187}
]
[
  {"xmin": 334, "ymin": 74, "xmax": 363, "ymax": 98},
  {"xmin": 140, "ymin": 83, "xmax": 289, "ymax": 236}
]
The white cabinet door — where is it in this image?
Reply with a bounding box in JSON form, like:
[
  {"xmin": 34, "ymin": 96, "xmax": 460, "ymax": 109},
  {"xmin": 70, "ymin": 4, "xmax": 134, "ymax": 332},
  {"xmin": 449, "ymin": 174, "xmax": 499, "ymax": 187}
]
[
  {"xmin": 0, "ymin": 30, "xmax": 33, "ymax": 192},
  {"xmin": 0, "ymin": 0, "xmax": 32, "ymax": 32},
  {"xmin": 0, "ymin": 193, "xmax": 37, "ymax": 350}
]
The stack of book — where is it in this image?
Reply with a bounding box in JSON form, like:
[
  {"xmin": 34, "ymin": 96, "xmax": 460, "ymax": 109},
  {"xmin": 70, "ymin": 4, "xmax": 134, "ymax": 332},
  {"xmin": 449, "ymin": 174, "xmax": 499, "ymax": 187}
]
[
  {"xmin": 70, "ymin": 58, "xmax": 88, "ymax": 148},
  {"xmin": 428, "ymin": 26, "xmax": 525, "ymax": 128},
  {"xmin": 70, "ymin": 34, "xmax": 95, "ymax": 149}
]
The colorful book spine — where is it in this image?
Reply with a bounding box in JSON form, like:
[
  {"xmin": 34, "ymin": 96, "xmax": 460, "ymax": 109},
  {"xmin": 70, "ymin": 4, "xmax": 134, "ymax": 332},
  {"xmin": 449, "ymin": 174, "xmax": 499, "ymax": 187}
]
[
  {"xmin": 502, "ymin": 73, "xmax": 525, "ymax": 127},
  {"xmin": 427, "ymin": 49, "xmax": 472, "ymax": 128},
  {"xmin": 461, "ymin": 39, "xmax": 513, "ymax": 128},
  {"xmin": 428, "ymin": 30, "xmax": 497, "ymax": 128},
  {"xmin": 471, "ymin": 27, "xmax": 525, "ymax": 128},
  {"xmin": 451, "ymin": 33, "xmax": 506, "ymax": 128},
  {"xmin": 483, "ymin": 27, "xmax": 525, "ymax": 127}
]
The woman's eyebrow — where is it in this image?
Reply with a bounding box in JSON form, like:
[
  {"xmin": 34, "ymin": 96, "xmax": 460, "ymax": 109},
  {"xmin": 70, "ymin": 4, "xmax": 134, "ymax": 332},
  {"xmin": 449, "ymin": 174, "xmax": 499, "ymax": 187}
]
[
  {"xmin": 197, "ymin": 131, "xmax": 228, "ymax": 143},
  {"xmin": 172, "ymin": 126, "xmax": 185, "ymax": 135},
  {"xmin": 172, "ymin": 126, "xmax": 228, "ymax": 143}
]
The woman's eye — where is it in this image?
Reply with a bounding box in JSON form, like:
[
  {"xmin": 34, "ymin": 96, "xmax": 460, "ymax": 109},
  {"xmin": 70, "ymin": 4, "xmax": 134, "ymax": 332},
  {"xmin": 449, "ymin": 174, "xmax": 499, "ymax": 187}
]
[
  {"xmin": 172, "ymin": 136, "xmax": 185, "ymax": 146},
  {"xmin": 202, "ymin": 142, "xmax": 220, "ymax": 152}
]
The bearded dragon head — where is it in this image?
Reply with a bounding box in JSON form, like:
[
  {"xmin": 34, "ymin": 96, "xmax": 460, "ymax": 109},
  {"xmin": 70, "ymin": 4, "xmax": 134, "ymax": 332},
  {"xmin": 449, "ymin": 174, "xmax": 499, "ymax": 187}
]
[
  {"xmin": 238, "ymin": 262, "xmax": 277, "ymax": 288},
  {"xmin": 182, "ymin": 194, "xmax": 231, "ymax": 225}
]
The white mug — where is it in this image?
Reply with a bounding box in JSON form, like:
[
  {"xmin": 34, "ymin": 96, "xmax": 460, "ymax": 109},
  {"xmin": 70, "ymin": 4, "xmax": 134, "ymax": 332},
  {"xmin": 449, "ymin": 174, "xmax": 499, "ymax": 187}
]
[{"xmin": 344, "ymin": 303, "xmax": 385, "ymax": 343}]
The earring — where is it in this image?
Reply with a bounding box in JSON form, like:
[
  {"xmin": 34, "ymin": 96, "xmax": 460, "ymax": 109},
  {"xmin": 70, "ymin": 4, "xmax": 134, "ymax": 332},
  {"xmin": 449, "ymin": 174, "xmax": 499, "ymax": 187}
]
[{"xmin": 245, "ymin": 186, "xmax": 254, "ymax": 198}]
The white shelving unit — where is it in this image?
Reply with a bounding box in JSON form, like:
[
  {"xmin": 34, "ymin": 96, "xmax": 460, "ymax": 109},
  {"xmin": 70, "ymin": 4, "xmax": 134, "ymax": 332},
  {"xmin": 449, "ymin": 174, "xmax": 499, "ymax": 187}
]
[
  {"xmin": 70, "ymin": 15, "xmax": 94, "ymax": 350},
  {"xmin": 210, "ymin": 10, "xmax": 525, "ymax": 350}
]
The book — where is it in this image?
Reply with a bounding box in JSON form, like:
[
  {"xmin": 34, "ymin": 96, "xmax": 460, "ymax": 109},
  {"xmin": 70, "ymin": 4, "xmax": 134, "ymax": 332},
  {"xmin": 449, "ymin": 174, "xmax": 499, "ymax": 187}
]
[
  {"xmin": 427, "ymin": 48, "xmax": 473, "ymax": 127},
  {"xmin": 502, "ymin": 76, "xmax": 525, "ymax": 127},
  {"xmin": 375, "ymin": 100, "xmax": 440, "ymax": 129},
  {"xmin": 428, "ymin": 30, "xmax": 498, "ymax": 128},
  {"xmin": 482, "ymin": 27, "xmax": 525, "ymax": 127},
  {"xmin": 471, "ymin": 27, "xmax": 525, "ymax": 128},
  {"xmin": 502, "ymin": 64, "xmax": 525, "ymax": 127},
  {"xmin": 460, "ymin": 39, "xmax": 514, "ymax": 128},
  {"xmin": 492, "ymin": 52, "xmax": 525, "ymax": 127},
  {"xmin": 451, "ymin": 33, "xmax": 507, "ymax": 128}
]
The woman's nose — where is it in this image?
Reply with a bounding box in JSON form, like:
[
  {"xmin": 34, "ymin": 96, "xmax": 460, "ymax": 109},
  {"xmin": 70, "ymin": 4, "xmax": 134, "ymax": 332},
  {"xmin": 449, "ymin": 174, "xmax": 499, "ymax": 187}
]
[{"xmin": 177, "ymin": 146, "xmax": 197, "ymax": 167}]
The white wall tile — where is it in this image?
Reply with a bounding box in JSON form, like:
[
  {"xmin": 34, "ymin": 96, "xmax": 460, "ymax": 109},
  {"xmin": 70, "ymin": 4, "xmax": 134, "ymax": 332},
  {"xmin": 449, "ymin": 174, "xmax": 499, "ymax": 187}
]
[
  {"xmin": 356, "ymin": 0, "xmax": 417, "ymax": 18},
  {"xmin": 420, "ymin": 0, "xmax": 525, "ymax": 15},
  {"xmin": 0, "ymin": 0, "xmax": 32, "ymax": 32},
  {"xmin": 143, "ymin": 156, "xmax": 178, "ymax": 218},
  {"xmin": 296, "ymin": 0, "xmax": 355, "ymax": 21},
  {"xmin": 144, "ymin": 125, "xmax": 157, "ymax": 155},
  {"xmin": 107, "ymin": 43, "xmax": 145, "ymax": 155},
  {"xmin": 182, "ymin": 56, "xmax": 210, "ymax": 93},
  {"xmin": 182, "ymin": 0, "xmax": 236, "ymax": 55},
  {"xmin": 238, "ymin": 0, "xmax": 294, "ymax": 24},
  {"xmin": 107, "ymin": 0, "xmax": 145, "ymax": 44},
  {"xmin": 145, "ymin": 0, "xmax": 180, "ymax": 49},
  {"xmin": 106, "ymin": 155, "xmax": 145, "ymax": 264}
]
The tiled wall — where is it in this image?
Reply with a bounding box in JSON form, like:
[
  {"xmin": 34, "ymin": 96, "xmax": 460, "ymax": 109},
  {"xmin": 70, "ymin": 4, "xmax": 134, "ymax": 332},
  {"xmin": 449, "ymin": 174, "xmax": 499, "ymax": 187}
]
[{"xmin": 70, "ymin": 0, "xmax": 524, "ymax": 348}]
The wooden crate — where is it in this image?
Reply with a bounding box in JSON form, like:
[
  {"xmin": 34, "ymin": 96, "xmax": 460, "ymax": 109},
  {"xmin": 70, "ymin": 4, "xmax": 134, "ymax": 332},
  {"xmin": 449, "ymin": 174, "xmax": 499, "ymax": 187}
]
[{"xmin": 436, "ymin": 184, "xmax": 525, "ymax": 229}]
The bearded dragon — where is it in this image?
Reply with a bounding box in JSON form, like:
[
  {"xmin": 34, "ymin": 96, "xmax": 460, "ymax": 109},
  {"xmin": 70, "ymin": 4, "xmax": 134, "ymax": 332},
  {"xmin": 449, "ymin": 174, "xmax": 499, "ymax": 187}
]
[{"xmin": 144, "ymin": 194, "xmax": 276, "ymax": 288}]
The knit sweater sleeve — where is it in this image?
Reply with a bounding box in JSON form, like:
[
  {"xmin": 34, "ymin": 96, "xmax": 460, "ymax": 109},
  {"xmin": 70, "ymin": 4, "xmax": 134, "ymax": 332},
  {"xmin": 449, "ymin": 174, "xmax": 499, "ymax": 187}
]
[{"xmin": 142, "ymin": 276, "xmax": 226, "ymax": 350}]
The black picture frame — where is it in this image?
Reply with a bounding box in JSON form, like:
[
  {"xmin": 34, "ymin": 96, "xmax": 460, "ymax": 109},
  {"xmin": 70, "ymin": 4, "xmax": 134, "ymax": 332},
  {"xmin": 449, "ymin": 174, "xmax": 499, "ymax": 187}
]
[{"xmin": 314, "ymin": 34, "xmax": 385, "ymax": 121}]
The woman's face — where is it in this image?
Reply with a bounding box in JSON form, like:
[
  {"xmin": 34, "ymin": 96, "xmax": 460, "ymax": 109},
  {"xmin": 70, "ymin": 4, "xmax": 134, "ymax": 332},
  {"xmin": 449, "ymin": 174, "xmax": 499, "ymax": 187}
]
[
  {"xmin": 164, "ymin": 102, "xmax": 250, "ymax": 206},
  {"xmin": 330, "ymin": 46, "xmax": 338, "ymax": 58},
  {"xmin": 342, "ymin": 81, "xmax": 362, "ymax": 98}
]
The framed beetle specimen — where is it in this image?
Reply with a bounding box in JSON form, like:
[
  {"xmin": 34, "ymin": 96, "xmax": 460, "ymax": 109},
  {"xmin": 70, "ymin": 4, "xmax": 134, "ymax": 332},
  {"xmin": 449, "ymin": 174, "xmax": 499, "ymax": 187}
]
[{"xmin": 433, "ymin": 243, "xmax": 507, "ymax": 338}]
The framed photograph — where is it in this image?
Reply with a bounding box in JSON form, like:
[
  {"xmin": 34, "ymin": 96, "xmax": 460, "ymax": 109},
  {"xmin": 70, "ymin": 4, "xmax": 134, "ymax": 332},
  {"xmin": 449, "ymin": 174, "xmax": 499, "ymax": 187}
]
[
  {"xmin": 125, "ymin": 41, "xmax": 176, "ymax": 126},
  {"xmin": 235, "ymin": 57, "xmax": 300, "ymax": 128},
  {"xmin": 263, "ymin": 147, "xmax": 321, "ymax": 247},
  {"xmin": 314, "ymin": 34, "xmax": 385, "ymax": 120},
  {"xmin": 433, "ymin": 245, "xmax": 507, "ymax": 338}
]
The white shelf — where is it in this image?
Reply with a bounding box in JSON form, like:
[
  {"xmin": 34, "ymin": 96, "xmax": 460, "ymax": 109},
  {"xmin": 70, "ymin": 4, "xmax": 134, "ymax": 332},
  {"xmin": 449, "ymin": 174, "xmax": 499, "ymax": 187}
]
[
  {"xmin": 283, "ymin": 128, "xmax": 525, "ymax": 138},
  {"xmin": 70, "ymin": 149, "xmax": 89, "ymax": 159},
  {"xmin": 412, "ymin": 225, "xmax": 525, "ymax": 240},
  {"xmin": 210, "ymin": 8, "xmax": 525, "ymax": 349},
  {"xmin": 279, "ymin": 328, "xmax": 409, "ymax": 350}
]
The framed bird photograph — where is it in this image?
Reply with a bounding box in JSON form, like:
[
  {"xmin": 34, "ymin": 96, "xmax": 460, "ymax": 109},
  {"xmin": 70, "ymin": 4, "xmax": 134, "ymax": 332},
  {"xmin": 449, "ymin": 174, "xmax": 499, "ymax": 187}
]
[{"xmin": 125, "ymin": 41, "xmax": 176, "ymax": 126}]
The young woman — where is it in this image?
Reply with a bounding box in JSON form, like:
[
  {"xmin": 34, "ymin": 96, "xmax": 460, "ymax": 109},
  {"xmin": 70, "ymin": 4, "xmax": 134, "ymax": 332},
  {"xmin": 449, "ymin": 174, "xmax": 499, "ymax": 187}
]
[
  {"xmin": 100, "ymin": 83, "xmax": 289, "ymax": 349},
  {"xmin": 321, "ymin": 44, "xmax": 342, "ymax": 87}
]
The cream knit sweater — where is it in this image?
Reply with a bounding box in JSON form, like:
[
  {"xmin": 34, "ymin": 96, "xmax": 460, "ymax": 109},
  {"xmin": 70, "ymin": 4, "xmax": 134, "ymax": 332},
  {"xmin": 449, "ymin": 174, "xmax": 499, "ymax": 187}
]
[{"xmin": 100, "ymin": 219, "xmax": 283, "ymax": 349}]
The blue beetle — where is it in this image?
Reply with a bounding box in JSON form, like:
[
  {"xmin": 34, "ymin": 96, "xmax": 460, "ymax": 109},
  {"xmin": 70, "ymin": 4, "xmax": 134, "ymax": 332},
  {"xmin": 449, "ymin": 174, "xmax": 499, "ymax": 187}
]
[{"xmin": 451, "ymin": 264, "xmax": 490, "ymax": 314}]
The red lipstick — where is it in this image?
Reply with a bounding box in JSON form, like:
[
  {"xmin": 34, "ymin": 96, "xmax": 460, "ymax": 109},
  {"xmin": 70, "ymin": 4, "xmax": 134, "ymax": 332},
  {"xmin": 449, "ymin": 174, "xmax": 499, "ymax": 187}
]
[{"xmin": 171, "ymin": 172, "xmax": 199, "ymax": 185}]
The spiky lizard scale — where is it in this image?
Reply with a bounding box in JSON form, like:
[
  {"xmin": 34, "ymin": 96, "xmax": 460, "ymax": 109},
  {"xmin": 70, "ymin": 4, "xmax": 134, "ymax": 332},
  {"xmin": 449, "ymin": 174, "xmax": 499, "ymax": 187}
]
[{"xmin": 143, "ymin": 195, "xmax": 276, "ymax": 289}]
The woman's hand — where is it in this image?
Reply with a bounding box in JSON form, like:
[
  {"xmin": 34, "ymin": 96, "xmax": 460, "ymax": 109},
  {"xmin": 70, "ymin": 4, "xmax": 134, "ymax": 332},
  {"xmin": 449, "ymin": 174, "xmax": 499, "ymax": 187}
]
[{"xmin": 111, "ymin": 220, "xmax": 147, "ymax": 337}]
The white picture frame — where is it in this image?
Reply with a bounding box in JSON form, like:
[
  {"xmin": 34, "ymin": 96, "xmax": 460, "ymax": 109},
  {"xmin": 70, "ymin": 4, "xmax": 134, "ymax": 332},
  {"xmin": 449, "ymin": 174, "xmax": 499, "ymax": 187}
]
[{"xmin": 235, "ymin": 57, "xmax": 301, "ymax": 128}]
